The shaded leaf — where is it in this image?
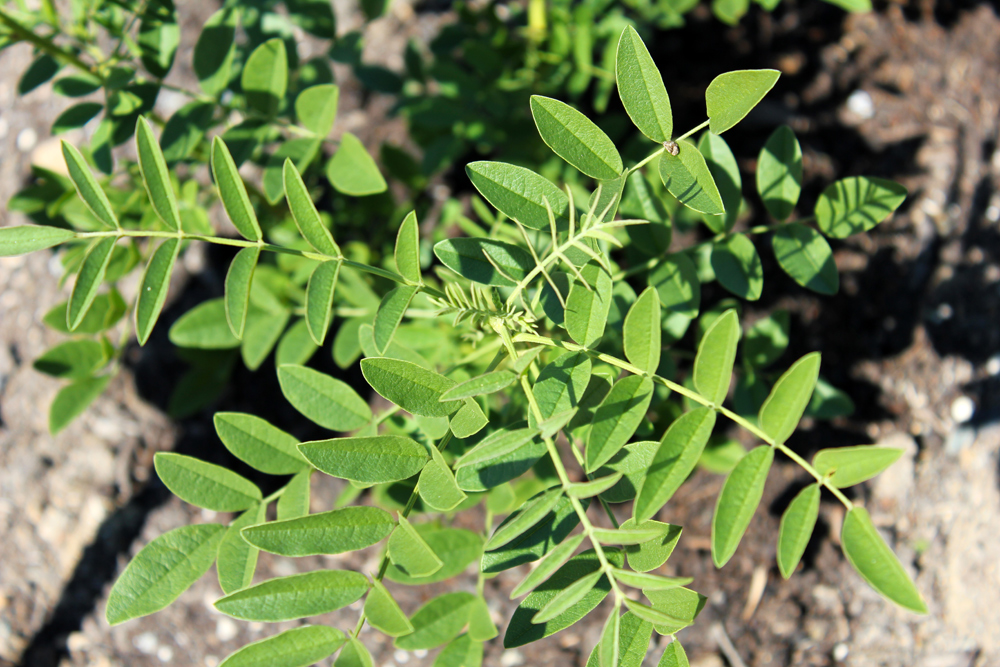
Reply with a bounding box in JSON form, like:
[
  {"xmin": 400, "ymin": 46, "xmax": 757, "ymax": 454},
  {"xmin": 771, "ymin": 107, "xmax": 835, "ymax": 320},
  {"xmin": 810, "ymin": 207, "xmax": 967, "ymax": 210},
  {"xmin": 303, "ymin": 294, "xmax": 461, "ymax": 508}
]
[
  {"xmin": 586, "ymin": 375, "xmax": 654, "ymax": 473},
  {"xmin": 386, "ymin": 526, "xmax": 483, "ymax": 585},
  {"xmin": 395, "ymin": 210, "xmax": 421, "ymax": 283},
  {"xmin": 481, "ymin": 494, "xmax": 584, "ymax": 574},
  {"xmin": 566, "ymin": 262, "xmax": 613, "ymax": 348},
  {"xmin": 194, "ymin": 8, "xmax": 238, "ymax": 98},
  {"xmin": 284, "ymin": 160, "xmax": 340, "ymax": 256},
  {"xmin": 389, "ymin": 516, "xmax": 444, "ymax": 578},
  {"xmin": 277, "ymin": 469, "xmax": 312, "ymax": 521},
  {"xmin": 756, "ymin": 125, "xmax": 801, "ymax": 220},
  {"xmin": 217, "ymin": 503, "xmax": 265, "ymax": 595},
  {"xmin": 712, "ymin": 445, "xmax": 773, "ymax": 567},
  {"xmin": 419, "ymin": 446, "xmax": 468, "ymax": 511},
  {"xmin": 658, "ymin": 140, "xmax": 724, "ymax": 215},
  {"xmin": 296, "ymin": 84, "xmax": 339, "ymax": 136},
  {"xmin": 441, "ymin": 371, "xmax": 516, "ymax": 402},
  {"xmin": 68, "ymin": 237, "xmax": 116, "ymax": 331},
  {"xmin": 305, "ymin": 260, "xmax": 340, "ymax": 345},
  {"xmin": 705, "ymin": 69, "xmax": 780, "ymax": 134},
  {"xmin": 33, "ymin": 340, "xmax": 106, "ymax": 380},
  {"xmin": 758, "ymin": 352, "xmax": 820, "ymax": 445},
  {"xmin": 773, "ymin": 224, "xmax": 838, "ymax": 295},
  {"xmin": 61, "ymin": 141, "xmax": 118, "ymax": 229},
  {"xmin": 396, "ymin": 592, "xmax": 476, "ymax": 650},
  {"xmin": 242, "ymin": 38, "xmax": 288, "ymax": 117},
  {"xmin": 374, "ymin": 285, "xmax": 417, "ymax": 354},
  {"xmin": 621, "ymin": 519, "xmax": 682, "ymax": 573},
  {"xmin": 224, "ymin": 246, "xmax": 259, "ymax": 339},
  {"xmin": 215, "ymin": 570, "xmax": 370, "ymax": 621},
  {"xmin": 49, "ymin": 375, "xmax": 111, "ymax": 434},
  {"xmin": 711, "ymin": 233, "xmax": 762, "ymax": 300},
  {"xmin": 623, "ymin": 287, "xmax": 661, "ymax": 375},
  {"xmin": 815, "ymin": 177, "xmax": 907, "ymax": 239},
  {"xmin": 433, "ymin": 237, "xmax": 535, "ymax": 288}
]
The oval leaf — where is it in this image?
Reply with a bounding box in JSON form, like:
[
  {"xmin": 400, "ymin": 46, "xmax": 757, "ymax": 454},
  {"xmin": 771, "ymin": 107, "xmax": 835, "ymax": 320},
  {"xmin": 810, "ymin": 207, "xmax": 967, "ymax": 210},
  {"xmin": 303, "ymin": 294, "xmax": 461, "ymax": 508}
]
[
  {"xmin": 776, "ymin": 483, "xmax": 820, "ymax": 579},
  {"xmin": 215, "ymin": 570, "xmax": 370, "ymax": 622},
  {"xmin": 388, "ymin": 516, "xmax": 444, "ymax": 579},
  {"xmin": 711, "ymin": 233, "xmax": 763, "ymax": 301},
  {"xmin": 841, "ymin": 507, "xmax": 927, "ymax": 613},
  {"xmin": 211, "ymin": 137, "xmax": 262, "ymax": 241},
  {"xmin": 374, "ymin": 285, "xmax": 418, "ymax": 355},
  {"xmin": 772, "ymin": 223, "xmax": 838, "ymax": 295},
  {"xmin": 278, "ymin": 364, "xmax": 372, "ymax": 431},
  {"xmin": 711, "ymin": 444, "xmax": 773, "ymax": 567},
  {"xmin": 241, "ymin": 38, "xmax": 288, "ymax": 117},
  {"xmin": 219, "ymin": 625, "xmax": 346, "ymax": 667},
  {"xmin": 530, "ymin": 95, "xmax": 623, "ymax": 180},
  {"xmin": 395, "ymin": 592, "xmax": 476, "ymax": 651},
  {"xmin": 758, "ymin": 352, "xmax": 820, "ymax": 445},
  {"xmin": 326, "ymin": 132, "xmax": 387, "ymax": 195},
  {"xmin": 705, "ymin": 69, "xmax": 780, "ymax": 134},
  {"xmin": 242, "ymin": 507, "xmax": 395, "ymax": 556},
  {"xmin": 305, "ymin": 260, "xmax": 340, "ymax": 345},
  {"xmin": 658, "ymin": 139, "xmax": 725, "ymax": 215},
  {"xmin": 815, "ymin": 176, "xmax": 907, "ymax": 239},
  {"xmin": 693, "ymin": 308, "xmax": 740, "ymax": 405},
  {"xmin": 586, "ymin": 375, "xmax": 654, "ymax": 473},
  {"xmin": 154, "ymin": 452, "xmax": 262, "ymax": 511},
  {"xmin": 299, "ymin": 435, "xmax": 428, "ymax": 484},
  {"xmin": 214, "ymin": 411, "xmax": 306, "ymax": 475},
  {"xmin": 136, "ymin": 116, "xmax": 180, "ymax": 231},
  {"xmin": 813, "ymin": 445, "xmax": 904, "ymax": 489},
  {"xmin": 433, "ymin": 237, "xmax": 535, "ymax": 288},
  {"xmin": 440, "ymin": 371, "xmax": 516, "ymax": 402},
  {"xmin": 756, "ymin": 125, "xmax": 802, "ymax": 220},
  {"xmin": 135, "ymin": 237, "xmax": 180, "ymax": 345},
  {"xmin": 466, "ymin": 161, "xmax": 570, "ymax": 232},
  {"xmin": 615, "ymin": 26, "xmax": 672, "ymax": 143},
  {"xmin": 284, "ymin": 160, "xmax": 340, "ymax": 256},
  {"xmin": 623, "ymin": 287, "xmax": 661, "ymax": 375},
  {"xmin": 296, "ymin": 83, "xmax": 339, "ymax": 137},
  {"xmin": 395, "ymin": 210, "xmax": 421, "ymax": 283},
  {"xmin": 225, "ymin": 246, "xmax": 259, "ymax": 339},
  {"xmin": 361, "ymin": 357, "xmax": 463, "ymax": 417},
  {"xmin": 0, "ymin": 225, "xmax": 76, "ymax": 257},
  {"xmin": 364, "ymin": 579, "xmax": 414, "ymax": 637}
]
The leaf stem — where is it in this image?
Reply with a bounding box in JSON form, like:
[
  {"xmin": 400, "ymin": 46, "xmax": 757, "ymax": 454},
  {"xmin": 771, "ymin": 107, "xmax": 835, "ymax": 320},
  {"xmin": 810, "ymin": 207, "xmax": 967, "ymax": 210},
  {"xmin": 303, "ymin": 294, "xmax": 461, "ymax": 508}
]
[
  {"xmin": 0, "ymin": 7, "xmax": 102, "ymax": 79},
  {"xmin": 513, "ymin": 333, "xmax": 855, "ymax": 509}
]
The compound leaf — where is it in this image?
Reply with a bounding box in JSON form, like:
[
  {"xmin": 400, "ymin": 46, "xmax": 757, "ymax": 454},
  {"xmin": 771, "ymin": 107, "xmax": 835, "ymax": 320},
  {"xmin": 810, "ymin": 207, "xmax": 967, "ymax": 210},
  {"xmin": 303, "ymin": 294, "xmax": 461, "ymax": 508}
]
[
  {"xmin": 361, "ymin": 357, "xmax": 463, "ymax": 417},
  {"xmin": 284, "ymin": 160, "xmax": 340, "ymax": 256},
  {"xmin": 466, "ymin": 161, "xmax": 569, "ymax": 232},
  {"xmin": 756, "ymin": 125, "xmax": 801, "ymax": 220},
  {"xmin": 813, "ymin": 446, "xmax": 904, "ymax": 488},
  {"xmin": 364, "ymin": 579, "xmax": 414, "ymax": 637},
  {"xmin": 136, "ymin": 116, "xmax": 180, "ymax": 231},
  {"xmin": 211, "ymin": 137, "xmax": 262, "ymax": 241},
  {"xmin": 277, "ymin": 469, "xmax": 312, "ymax": 521},
  {"xmin": 299, "ymin": 435, "xmax": 428, "ymax": 484},
  {"xmin": 530, "ymin": 95, "xmax": 622, "ymax": 180},
  {"xmin": 396, "ymin": 592, "xmax": 476, "ymax": 650},
  {"xmin": 693, "ymin": 308, "xmax": 739, "ymax": 405},
  {"xmin": 242, "ymin": 507, "xmax": 394, "ymax": 556},
  {"xmin": 224, "ymin": 246, "xmax": 259, "ymax": 339},
  {"xmin": 135, "ymin": 237, "xmax": 180, "ymax": 345},
  {"xmin": 772, "ymin": 223, "xmax": 838, "ymax": 295},
  {"xmin": 621, "ymin": 519, "xmax": 683, "ymax": 572},
  {"xmin": 440, "ymin": 371, "xmax": 516, "ymax": 402},
  {"xmin": 296, "ymin": 83, "xmax": 339, "ymax": 136},
  {"xmin": 61, "ymin": 141, "xmax": 117, "ymax": 229},
  {"xmin": 531, "ymin": 570, "xmax": 603, "ymax": 623},
  {"xmin": 242, "ymin": 38, "xmax": 287, "ymax": 117},
  {"xmin": 49, "ymin": 375, "xmax": 111, "ymax": 434},
  {"xmin": 0, "ymin": 225, "xmax": 76, "ymax": 257},
  {"xmin": 106, "ymin": 523, "xmax": 224, "ymax": 625},
  {"xmin": 758, "ymin": 352, "xmax": 820, "ymax": 445},
  {"xmin": 815, "ymin": 177, "xmax": 907, "ymax": 239},
  {"xmin": 304, "ymin": 259, "xmax": 340, "ymax": 345},
  {"xmin": 374, "ymin": 285, "xmax": 417, "ymax": 354},
  {"xmin": 433, "ymin": 237, "xmax": 534, "ymax": 288},
  {"xmin": 510, "ymin": 533, "xmax": 586, "ymax": 599},
  {"xmin": 698, "ymin": 132, "xmax": 741, "ymax": 233},
  {"xmin": 712, "ymin": 445, "xmax": 773, "ymax": 567},
  {"xmin": 395, "ymin": 210, "xmax": 421, "ymax": 283},
  {"xmin": 215, "ymin": 570, "xmax": 370, "ymax": 622},
  {"xmin": 566, "ymin": 262, "xmax": 613, "ymax": 348},
  {"xmin": 419, "ymin": 446, "xmax": 468, "ymax": 511},
  {"xmin": 705, "ymin": 69, "xmax": 780, "ymax": 134},
  {"xmin": 217, "ymin": 503, "xmax": 266, "ymax": 594},
  {"xmin": 335, "ymin": 638, "xmax": 373, "ymax": 667},
  {"xmin": 386, "ymin": 526, "xmax": 483, "ymax": 585},
  {"xmin": 278, "ymin": 364, "xmax": 371, "ymax": 431},
  {"xmin": 33, "ymin": 340, "xmax": 106, "ymax": 380},
  {"xmin": 68, "ymin": 237, "xmax": 116, "ymax": 331},
  {"xmin": 587, "ymin": 611, "xmax": 652, "ymax": 667},
  {"xmin": 648, "ymin": 253, "xmax": 700, "ymax": 320},
  {"xmin": 841, "ymin": 507, "xmax": 927, "ymax": 613},
  {"xmin": 776, "ymin": 483, "xmax": 820, "ymax": 579},
  {"xmin": 586, "ymin": 375, "xmax": 654, "ymax": 472},
  {"xmin": 486, "ymin": 487, "xmax": 563, "ymax": 551},
  {"xmin": 658, "ymin": 140, "xmax": 724, "ymax": 216},
  {"xmin": 481, "ymin": 495, "xmax": 584, "ymax": 574},
  {"xmin": 326, "ymin": 132, "xmax": 387, "ymax": 195},
  {"xmin": 711, "ymin": 233, "xmax": 763, "ymax": 300},
  {"xmin": 468, "ymin": 596, "xmax": 498, "ymax": 641},
  {"xmin": 615, "ymin": 26, "xmax": 672, "ymax": 143},
  {"xmin": 218, "ymin": 625, "xmax": 345, "ymax": 667},
  {"xmin": 193, "ymin": 8, "xmax": 238, "ymax": 98},
  {"xmin": 154, "ymin": 452, "xmax": 261, "ymax": 511},
  {"xmin": 388, "ymin": 516, "xmax": 444, "ymax": 579},
  {"xmin": 623, "ymin": 287, "xmax": 661, "ymax": 374}
]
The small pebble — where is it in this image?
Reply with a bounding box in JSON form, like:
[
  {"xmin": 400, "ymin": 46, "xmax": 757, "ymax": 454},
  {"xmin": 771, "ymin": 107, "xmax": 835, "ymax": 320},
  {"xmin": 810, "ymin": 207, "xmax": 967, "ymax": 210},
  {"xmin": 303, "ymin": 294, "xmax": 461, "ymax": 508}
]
[
  {"xmin": 832, "ymin": 643, "xmax": 849, "ymax": 662},
  {"xmin": 204, "ymin": 657, "xmax": 219, "ymax": 667},
  {"xmin": 847, "ymin": 90, "xmax": 875, "ymax": 119},
  {"xmin": 216, "ymin": 617, "xmax": 238, "ymax": 643},
  {"xmin": 986, "ymin": 205, "xmax": 1000, "ymax": 222},
  {"xmin": 394, "ymin": 649, "xmax": 410, "ymax": 664},
  {"xmin": 134, "ymin": 632, "xmax": 158, "ymax": 655},
  {"xmin": 157, "ymin": 645, "xmax": 174, "ymax": 662},
  {"xmin": 413, "ymin": 649, "xmax": 428, "ymax": 659},
  {"xmin": 500, "ymin": 649, "xmax": 524, "ymax": 667},
  {"xmin": 0, "ymin": 117, "xmax": 8, "ymax": 140},
  {"xmin": 950, "ymin": 395, "xmax": 975, "ymax": 423},
  {"xmin": 16, "ymin": 127, "xmax": 37, "ymax": 152},
  {"xmin": 986, "ymin": 355, "xmax": 1000, "ymax": 376}
]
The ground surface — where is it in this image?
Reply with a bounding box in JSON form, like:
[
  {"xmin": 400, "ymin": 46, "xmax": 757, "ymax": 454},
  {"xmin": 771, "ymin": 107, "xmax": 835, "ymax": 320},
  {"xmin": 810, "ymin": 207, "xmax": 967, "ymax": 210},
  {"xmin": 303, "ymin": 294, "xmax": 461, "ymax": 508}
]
[{"xmin": 1, "ymin": 2, "xmax": 999, "ymax": 667}]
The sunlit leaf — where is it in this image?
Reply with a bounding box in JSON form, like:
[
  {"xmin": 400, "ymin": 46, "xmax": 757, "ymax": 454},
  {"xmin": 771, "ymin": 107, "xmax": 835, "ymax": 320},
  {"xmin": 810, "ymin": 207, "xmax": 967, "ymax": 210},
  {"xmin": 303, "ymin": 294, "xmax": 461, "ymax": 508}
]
[{"xmin": 711, "ymin": 445, "xmax": 773, "ymax": 567}]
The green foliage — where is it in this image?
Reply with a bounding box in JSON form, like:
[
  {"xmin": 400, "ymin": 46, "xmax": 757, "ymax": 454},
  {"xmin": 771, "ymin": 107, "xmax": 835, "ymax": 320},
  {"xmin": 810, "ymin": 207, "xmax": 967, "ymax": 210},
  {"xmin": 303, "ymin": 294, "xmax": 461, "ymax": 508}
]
[{"xmin": 0, "ymin": 10, "xmax": 924, "ymax": 667}]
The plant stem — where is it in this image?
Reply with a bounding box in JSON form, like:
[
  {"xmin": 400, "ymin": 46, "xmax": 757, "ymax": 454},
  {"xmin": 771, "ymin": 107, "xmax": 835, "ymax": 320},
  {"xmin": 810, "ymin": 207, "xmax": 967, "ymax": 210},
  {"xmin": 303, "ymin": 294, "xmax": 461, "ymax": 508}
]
[
  {"xmin": 0, "ymin": 7, "xmax": 101, "ymax": 79},
  {"xmin": 513, "ymin": 333, "xmax": 855, "ymax": 509},
  {"xmin": 675, "ymin": 120, "xmax": 710, "ymax": 143}
]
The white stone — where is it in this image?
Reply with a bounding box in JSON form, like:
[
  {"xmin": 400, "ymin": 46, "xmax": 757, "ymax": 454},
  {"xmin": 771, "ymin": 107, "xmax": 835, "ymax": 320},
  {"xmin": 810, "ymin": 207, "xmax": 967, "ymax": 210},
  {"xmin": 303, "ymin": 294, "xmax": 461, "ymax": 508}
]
[
  {"xmin": 950, "ymin": 395, "xmax": 975, "ymax": 423},
  {"xmin": 134, "ymin": 632, "xmax": 159, "ymax": 654},
  {"xmin": 832, "ymin": 643, "xmax": 849, "ymax": 661},
  {"xmin": 216, "ymin": 617, "xmax": 239, "ymax": 642},
  {"xmin": 16, "ymin": 127, "xmax": 37, "ymax": 152},
  {"xmin": 394, "ymin": 649, "xmax": 410, "ymax": 663},
  {"xmin": 499, "ymin": 649, "xmax": 524, "ymax": 667},
  {"xmin": 157, "ymin": 645, "xmax": 174, "ymax": 662},
  {"xmin": 847, "ymin": 90, "xmax": 875, "ymax": 119}
]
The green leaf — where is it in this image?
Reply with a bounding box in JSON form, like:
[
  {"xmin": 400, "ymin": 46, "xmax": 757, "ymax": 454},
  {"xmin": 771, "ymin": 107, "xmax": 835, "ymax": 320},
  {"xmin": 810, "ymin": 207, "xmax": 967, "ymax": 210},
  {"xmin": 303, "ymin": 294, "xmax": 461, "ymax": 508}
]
[
  {"xmin": 693, "ymin": 309, "xmax": 739, "ymax": 405},
  {"xmin": 591, "ymin": 523, "xmax": 670, "ymax": 546},
  {"xmin": 592, "ymin": 440, "xmax": 657, "ymax": 504},
  {"xmin": 169, "ymin": 298, "xmax": 239, "ymax": 349},
  {"xmin": 389, "ymin": 516, "xmax": 444, "ymax": 578},
  {"xmin": 622, "ymin": 599, "xmax": 689, "ymax": 629},
  {"xmin": 160, "ymin": 101, "xmax": 214, "ymax": 163},
  {"xmin": 530, "ymin": 96, "xmax": 623, "ymax": 180},
  {"xmin": 658, "ymin": 639, "xmax": 690, "ymax": 667},
  {"xmin": 532, "ymin": 570, "xmax": 604, "ymax": 623},
  {"xmin": 743, "ymin": 310, "xmax": 789, "ymax": 369},
  {"xmin": 450, "ymin": 400, "xmax": 493, "ymax": 439},
  {"xmin": 815, "ymin": 176, "xmax": 907, "ymax": 239},
  {"xmin": 44, "ymin": 291, "xmax": 124, "ymax": 335},
  {"xmin": 326, "ymin": 132, "xmax": 387, "ymax": 195},
  {"xmin": 134, "ymin": 238, "xmax": 180, "ymax": 345},
  {"xmin": 615, "ymin": 26, "xmax": 672, "ymax": 143},
  {"xmin": 420, "ymin": 446, "xmax": 468, "ymax": 511},
  {"xmin": 758, "ymin": 352, "xmax": 820, "ymax": 444},
  {"xmin": 455, "ymin": 429, "xmax": 545, "ymax": 492},
  {"xmin": 504, "ymin": 548, "xmax": 622, "ymax": 648},
  {"xmin": 224, "ymin": 246, "xmax": 259, "ymax": 339},
  {"xmin": 813, "ymin": 446, "xmax": 904, "ymax": 488},
  {"xmin": 648, "ymin": 253, "xmax": 700, "ymax": 320},
  {"xmin": 364, "ymin": 579, "xmax": 414, "ymax": 637},
  {"xmin": 466, "ymin": 161, "xmax": 570, "ymax": 232},
  {"xmin": 643, "ymin": 588, "xmax": 706, "ymax": 635},
  {"xmin": 566, "ymin": 262, "xmax": 614, "ymax": 348},
  {"xmin": 136, "ymin": 116, "xmax": 180, "ymax": 231},
  {"xmin": 300, "ymin": 435, "xmax": 428, "ymax": 484},
  {"xmin": 242, "ymin": 38, "xmax": 288, "ymax": 117},
  {"xmin": 296, "ymin": 84, "xmax": 339, "ymax": 136},
  {"xmin": 193, "ymin": 8, "xmax": 238, "ymax": 98},
  {"xmin": 598, "ymin": 609, "xmax": 621, "ymax": 667},
  {"xmin": 806, "ymin": 376, "xmax": 855, "ymax": 419},
  {"xmin": 211, "ymin": 137, "xmax": 262, "ymax": 241},
  {"xmin": 284, "ymin": 160, "xmax": 340, "ymax": 256},
  {"xmin": 711, "ymin": 444, "xmax": 774, "ymax": 567},
  {"xmin": 68, "ymin": 237, "xmax": 117, "ymax": 331},
  {"xmin": 510, "ymin": 534, "xmax": 586, "ymax": 598},
  {"xmin": 61, "ymin": 141, "xmax": 118, "ymax": 229},
  {"xmin": 658, "ymin": 140, "xmax": 725, "ymax": 215},
  {"xmin": 33, "ymin": 340, "xmax": 106, "ymax": 380},
  {"xmin": 396, "ymin": 592, "xmax": 476, "ymax": 650},
  {"xmin": 18, "ymin": 54, "xmax": 60, "ymax": 96},
  {"xmin": 440, "ymin": 371, "xmax": 516, "ymax": 402},
  {"xmin": 705, "ymin": 69, "xmax": 781, "ymax": 134},
  {"xmin": 468, "ymin": 596, "xmax": 498, "ymax": 641},
  {"xmin": 138, "ymin": 0, "xmax": 179, "ymax": 77},
  {"xmin": 277, "ymin": 469, "xmax": 312, "ymax": 521},
  {"xmin": 276, "ymin": 318, "xmax": 319, "ymax": 367},
  {"xmin": 486, "ymin": 487, "xmax": 563, "ymax": 551},
  {"xmin": 623, "ymin": 287, "xmax": 661, "ymax": 374},
  {"xmin": 841, "ymin": 507, "xmax": 926, "ymax": 613},
  {"xmin": 772, "ymin": 224, "xmax": 838, "ymax": 295},
  {"xmin": 0, "ymin": 225, "xmax": 76, "ymax": 257},
  {"xmin": 361, "ymin": 357, "xmax": 463, "ymax": 417},
  {"xmin": 304, "ymin": 260, "xmax": 340, "ymax": 345},
  {"xmin": 49, "ymin": 375, "xmax": 111, "ymax": 434},
  {"xmin": 106, "ymin": 524, "xmax": 224, "ymax": 625},
  {"xmin": 711, "ymin": 233, "xmax": 763, "ymax": 300},
  {"xmin": 776, "ymin": 483, "xmax": 819, "ymax": 579},
  {"xmin": 374, "ymin": 285, "xmax": 417, "ymax": 354},
  {"xmin": 278, "ymin": 364, "xmax": 372, "ymax": 431},
  {"xmin": 395, "ymin": 211, "xmax": 421, "ymax": 283},
  {"xmin": 757, "ymin": 125, "xmax": 802, "ymax": 220},
  {"xmin": 482, "ymin": 494, "xmax": 583, "ymax": 573},
  {"xmin": 215, "ymin": 570, "xmax": 370, "ymax": 621},
  {"xmin": 217, "ymin": 503, "xmax": 265, "ymax": 594},
  {"xmin": 242, "ymin": 506, "xmax": 394, "ymax": 556},
  {"xmin": 241, "ymin": 307, "xmax": 289, "ymax": 370},
  {"xmin": 433, "ymin": 237, "xmax": 535, "ymax": 288},
  {"xmin": 533, "ymin": 351, "xmax": 592, "ymax": 424},
  {"xmin": 215, "ymin": 412, "xmax": 308, "ymax": 475},
  {"xmin": 219, "ymin": 625, "xmax": 345, "ymax": 667},
  {"xmin": 621, "ymin": 519, "xmax": 682, "ymax": 572},
  {"xmin": 154, "ymin": 452, "xmax": 261, "ymax": 511},
  {"xmin": 586, "ymin": 375, "xmax": 654, "ymax": 473},
  {"xmin": 698, "ymin": 132, "xmax": 742, "ymax": 233},
  {"xmin": 587, "ymin": 612, "xmax": 652, "ymax": 667},
  {"xmin": 386, "ymin": 526, "xmax": 483, "ymax": 585},
  {"xmin": 335, "ymin": 638, "xmax": 373, "ymax": 667},
  {"xmin": 613, "ymin": 569, "xmax": 690, "ymax": 591},
  {"xmin": 567, "ymin": 473, "xmax": 623, "ymax": 499},
  {"xmin": 433, "ymin": 634, "xmax": 483, "ymax": 667}
]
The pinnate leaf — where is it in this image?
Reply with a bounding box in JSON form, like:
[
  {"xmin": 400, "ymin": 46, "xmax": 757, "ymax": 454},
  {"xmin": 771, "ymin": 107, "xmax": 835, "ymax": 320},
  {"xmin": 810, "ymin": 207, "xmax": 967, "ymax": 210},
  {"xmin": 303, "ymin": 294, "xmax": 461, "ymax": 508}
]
[
  {"xmin": 705, "ymin": 69, "xmax": 780, "ymax": 134},
  {"xmin": 215, "ymin": 570, "xmax": 370, "ymax": 621},
  {"xmin": 757, "ymin": 125, "xmax": 802, "ymax": 220},
  {"xmin": 586, "ymin": 375, "xmax": 654, "ymax": 473},
  {"xmin": 772, "ymin": 224, "xmax": 838, "ymax": 295},
  {"xmin": 374, "ymin": 285, "xmax": 417, "ymax": 354},
  {"xmin": 466, "ymin": 161, "xmax": 570, "ymax": 232},
  {"xmin": 211, "ymin": 137, "xmax": 262, "ymax": 241},
  {"xmin": 440, "ymin": 371, "xmax": 516, "ymax": 402},
  {"xmin": 296, "ymin": 84, "xmax": 339, "ymax": 136},
  {"xmin": 615, "ymin": 26, "xmax": 672, "ymax": 143},
  {"xmin": 136, "ymin": 117, "xmax": 180, "ymax": 231},
  {"xmin": 841, "ymin": 507, "xmax": 927, "ymax": 613},
  {"xmin": 621, "ymin": 519, "xmax": 682, "ymax": 572},
  {"xmin": 242, "ymin": 38, "xmax": 287, "ymax": 117},
  {"xmin": 0, "ymin": 225, "xmax": 76, "ymax": 257},
  {"xmin": 813, "ymin": 445, "xmax": 904, "ymax": 488},
  {"xmin": 510, "ymin": 533, "xmax": 586, "ymax": 599},
  {"xmin": 758, "ymin": 352, "xmax": 820, "ymax": 445},
  {"xmin": 193, "ymin": 8, "xmax": 238, "ymax": 98},
  {"xmin": 587, "ymin": 611, "xmax": 652, "ymax": 667},
  {"xmin": 278, "ymin": 364, "xmax": 372, "ymax": 431},
  {"xmin": 336, "ymin": 638, "xmax": 373, "ymax": 667},
  {"xmin": 33, "ymin": 340, "xmax": 106, "ymax": 380},
  {"xmin": 305, "ymin": 260, "xmax": 340, "ymax": 345},
  {"xmin": 776, "ymin": 483, "xmax": 819, "ymax": 579},
  {"xmin": 566, "ymin": 262, "xmax": 614, "ymax": 348},
  {"xmin": 712, "ymin": 445, "xmax": 773, "ymax": 567},
  {"xmin": 284, "ymin": 160, "xmax": 340, "ymax": 256},
  {"xmin": 532, "ymin": 570, "xmax": 604, "ymax": 623},
  {"xmin": 224, "ymin": 246, "xmax": 259, "ymax": 339},
  {"xmin": 361, "ymin": 357, "xmax": 463, "ymax": 417},
  {"xmin": 815, "ymin": 177, "xmax": 907, "ymax": 239},
  {"xmin": 530, "ymin": 95, "xmax": 622, "ymax": 180},
  {"xmin": 395, "ymin": 211, "xmax": 421, "ymax": 283},
  {"xmin": 68, "ymin": 237, "xmax": 116, "ymax": 331},
  {"xmin": 659, "ymin": 140, "xmax": 725, "ymax": 216},
  {"xmin": 326, "ymin": 132, "xmax": 387, "ymax": 196},
  {"xmin": 482, "ymin": 494, "xmax": 584, "ymax": 574},
  {"xmin": 106, "ymin": 524, "xmax": 224, "ymax": 625},
  {"xmin": 433, "ymin": 237, "xmax": 534, "ymax": 288},
  {"xmin": 242, "ymin": 507, "xmax": 394, "ymax": 556},
  {"xmin": 217, "ymin": 503, "xmax": 265, "ymax": 594},
  {"xmin": 419, "ymin": 446, "xmax": 468, "ymax": 511},
  {"xmin": 277, "ymin": 469, "xmax": 311, "ymax": 521},
  {"xmin": 711, "ymin": 233, "xmax": 763, "ymax": 300},
  {"xmin": 623, "ymin": 287, "xmax": 661, "ymax": 374},
  {"xmin": 658, "ymin": 640, "xmax": 690, "ymax": 667},
  {"xmin": 154, "ymin": 452, "xmax": 261, "ymax": 511},
  {"xmin": 135, "ymin": 238, "xmax": 180, "ymax": 345},
  {"xmin": 62, "ymin": 141, "xmax": 117, "ymax": 229},
  {"xmin": 364, "ymin": 579, "xmax": 414, "ymax": 637},
  {"xmin": 386, "ymin": 526, "xmax": 483, "ymax": 585},
  {"xmin": 486, "ymin": 487, "xmax": 563, "ymax": 551},
  {"xmin": 218, "ymin": 625, "xmax": 345, "ymax": 667},
  {"xmin": 693, "ymin": 308, "xmax": 739, "ymax": 405},
  {"xmin": 396, "ymin": 592, "xmax": 477, "ymax": 650},
  {"xmin": 49, "ymin": 375, "xmax": 111, "ymax": 434},
  {"xmin": 299, "ymin": 435, "xmax": 428, "ymax": 484}
]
